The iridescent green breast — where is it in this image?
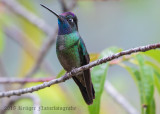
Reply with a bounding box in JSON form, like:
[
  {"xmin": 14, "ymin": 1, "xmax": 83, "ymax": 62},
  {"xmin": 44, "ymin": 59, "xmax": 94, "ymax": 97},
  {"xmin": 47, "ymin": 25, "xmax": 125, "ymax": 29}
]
[{"xmin": 56, "ymin": 32, "xmax": 81, "ymax": 71}]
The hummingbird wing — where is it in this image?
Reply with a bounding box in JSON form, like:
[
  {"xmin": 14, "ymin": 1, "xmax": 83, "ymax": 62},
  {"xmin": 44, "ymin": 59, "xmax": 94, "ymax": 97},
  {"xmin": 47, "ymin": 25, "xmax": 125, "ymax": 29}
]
[{"xmin": 72, "ymin": 37, "xmax": 95, "ymax": 105}]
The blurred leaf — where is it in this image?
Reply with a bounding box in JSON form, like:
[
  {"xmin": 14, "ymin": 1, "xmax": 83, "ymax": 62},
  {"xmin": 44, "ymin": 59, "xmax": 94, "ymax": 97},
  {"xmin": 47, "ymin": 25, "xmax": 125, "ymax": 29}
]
[
  {"xmin": 145, "ymin": 61, "xmax": 160, "ymax": 95},
  {"xmin": 125, "ymin": 66, "xmax": 155, "ymax": 114},
  {"xmin": 24, "ymin": 82, "xmax": 71, "ymax": 114},
  {"xmin": 15, "ymin": 99, "xmax": 33, "ymax": 114},
  {"xmin": 89, "ymin": 53, "xmax": 100, "ymax": 62},
  {"xmin": 14, "ymin": 1, "xmax": 45, "ymax": 76},
  {"xmin": 57, "ymin": 69, "xmax": 66, "ymax": 78},
  {"xmin": 122, "ymin": 54, "xmax": 155, "ymax": 114},
  {"xmin": 37, "ymin": 85, "xmax": 71, "ymax": 114},
  {"xmin": 0, "ymin": 11, "xmax": 7, "ymax": 54},
  {"xmin": 145, "ymin": 99, "xmax": 155, "ymax": 114},
  {"xmin": 18, "ymin": 0, "xmax": 37, "ymax": 13},
  {"xmin": 144, "ymin": 50, "xmax": 160, "ymax": 63},
  {"xmin": 136, "ymin": 55, "xmax": 154, "ymax": 106},
  {"xmin": 16, "ymin": 0, "xmax": 44, "ymax": 46},
  {"xmin": 0, "ymin": 9, "xmax": 12, "ymax": 26},
  {"xmin": 154, "ymin": 71, "xmax": 160, "ymax": 94},
  {"xmin": 79, "ymin": 1, "xmax": 94, "ymax": 12},
  {"xmin": 88, "ymin": 47, "xmax": 121, "ymax": 114},
  {"xmin": 144, "ymin": 50, "xmax": 160, "ymax": 76},
  {"xmin": 145, "ymin": 61, "xmax": 160, "ymax": 74},
  {"xmin": 143, "ymin": 50, "xmax": 160, "ymax": 95},
  {"xmin": 0, "ymin": 29, "xmax": 5, "ymax": 53}
]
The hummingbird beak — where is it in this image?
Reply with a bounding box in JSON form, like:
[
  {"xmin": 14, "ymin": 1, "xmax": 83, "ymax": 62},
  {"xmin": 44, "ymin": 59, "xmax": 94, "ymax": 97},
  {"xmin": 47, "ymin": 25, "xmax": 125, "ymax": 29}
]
[{"xmin": 40, "ymin": 4, "xmax": 61, "ymax": 19}]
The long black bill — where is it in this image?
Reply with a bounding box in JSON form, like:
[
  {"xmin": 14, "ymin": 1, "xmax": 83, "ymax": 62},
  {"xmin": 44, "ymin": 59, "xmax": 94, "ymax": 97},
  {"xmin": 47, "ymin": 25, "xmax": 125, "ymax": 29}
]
[{"xmin": 40, "ymin": 4, "xmax": 60, "ymax": 19}]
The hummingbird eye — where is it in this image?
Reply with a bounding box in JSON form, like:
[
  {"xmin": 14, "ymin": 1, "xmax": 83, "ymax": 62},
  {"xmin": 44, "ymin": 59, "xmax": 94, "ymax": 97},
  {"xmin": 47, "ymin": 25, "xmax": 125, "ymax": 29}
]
[{"xmin": 68, "ymin": 18, "xmax": 74, "ymax": 23}]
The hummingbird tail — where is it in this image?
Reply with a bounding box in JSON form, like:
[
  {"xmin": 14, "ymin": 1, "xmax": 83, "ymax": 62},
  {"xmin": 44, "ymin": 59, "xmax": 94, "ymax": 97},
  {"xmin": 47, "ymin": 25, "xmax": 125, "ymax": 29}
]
[{"xmin": 72, "ymin": 73, "xmax": 95, "ymax": 105}]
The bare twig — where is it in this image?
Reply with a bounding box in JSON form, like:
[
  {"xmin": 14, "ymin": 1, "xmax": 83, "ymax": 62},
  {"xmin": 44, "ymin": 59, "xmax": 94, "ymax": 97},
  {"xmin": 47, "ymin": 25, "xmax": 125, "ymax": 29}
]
[
  {"xmin": 0, "ymin": 55, "xmax": 132, "ymax": 84},
  {"xmin": 105, "ymin": 81, "xmax": 139, "ymax": 114},
  {"xmin": 1, "ymin": 0, "xmax": 53, "ymax": 35},
  {"xmin": 0, "ymin": 0, "xmax": 77, "ymax": 113},
  {"xmin": 0, "ymin": 43, "xmax": 159, "ymax": 98},
  {"xmin": 24, "ymin": 30, "xmax": 57, "ymax": 78},
  {"xmin": 68, "ymin": 0, "xmax": 77, "ymax": 11},
  {"xmin": 59, "ymin": 0, "xmax": 68, "ymax": 12},
  {"xmin": 59, "ymin": 0, "xmax": 77, "ymax": 12},
  {"xmin": 109, "ymin": 55, "xmax": 133, "ymax": 66},
  {"xmin": 0, "ymin": 77, "xmax": 54, "ymax": 84},
  {"xmin": 4, "ymin": 26, "xmax": 56, "ymax": 76},
  {"xmin": 0, "ymin": 57, "xmax": 8, "ymax": 113},
  {"xmin": 4, "ymin": 27, "xmax": 38, "ymax": 59},
  {"xmin": 0, "ymin": 77, "xmax": 140, "ymax": 113},
  {"xmin": 0, "ymin": 57, "xmax": 7, "ymax": 77},
  {"xmin": 0, "ymin": 76, "xmax": 139, "ymax": 113},
  {"xmin": 0, "ymin": 83, "xmax": 6, "ymax": 114},
  {"xmin": 1, "ymin": 94, "xmax": 40, "ymax": 114}
]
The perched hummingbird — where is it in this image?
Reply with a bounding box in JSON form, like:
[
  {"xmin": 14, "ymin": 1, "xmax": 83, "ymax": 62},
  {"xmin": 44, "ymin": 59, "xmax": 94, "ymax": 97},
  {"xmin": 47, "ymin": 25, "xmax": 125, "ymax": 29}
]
[{"xmin": 41, "ymin": 4, "xmax": 95, "ymax": 105}]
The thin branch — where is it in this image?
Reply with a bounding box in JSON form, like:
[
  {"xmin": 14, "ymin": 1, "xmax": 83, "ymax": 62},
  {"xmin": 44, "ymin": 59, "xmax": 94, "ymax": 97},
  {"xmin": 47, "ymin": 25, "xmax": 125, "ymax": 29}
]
[
  {"xmin": 1, "ymin": 0, "xmax": 53, "ymax": 35},
  {"xmin": 0, "ymin": 83, "xmax": 6, "ymax": 114},
  {"xmin": 4, "ymin": 27, "xmax": 38, "ymax": 59},
  {"xmin": 24, "ymin": 30, "xmax": 57, "ymax": 78},
  {"xmin": 0, "ymin": 55, "xmax": 132, "ymax": 84},
  {"xmin": 0, "ymin": 77, "xmax": 54, "ymax": 84},
  {"xmin": 59, "ymin": 0, "xmax": 68, "ymax": 12},
  {"xmin": 0, "ymin": 77, "xmax": 139, "ymax": 113},
  {"xmin": 109, "ymin": 55, "xmax": 133, "ymax": 66},
  {"xmin": 4, "ymin": 26, "xmax": 56, "ymax": 76},
  {"xmin": 59, "ymin": 0, "xmax": 77, "ymax": 12},
  {"xmin": 105, "ymin": 81, "xmax": 139, "ymax": 114},
  {"xmin": 0, "ymin": 1, "xmax": 77, "ymax": 113},
  {"xmin": 69, "ymin": 0, "xmax": 77, "ymax": 11},
  {"xmin": 72, "ymin": 0, "xmax": 120, "ymax": 2},
  {"xmin": 0, "ymin": 43, "xmax": 159, "ymax": 98},
  {"xmin": 1, "ymin": 94, "xmax": 40, "ymax": 114},
  {"xmin": 0, "ymin": 57, "xmax": 7, "ymax": 77},
  {"xmin": 0, "ymin": 77, "xmax": 140, "ymax": 113},
  {"xmin": 0, "ymin": 58, "xmax": 8, "ymax": 113}
]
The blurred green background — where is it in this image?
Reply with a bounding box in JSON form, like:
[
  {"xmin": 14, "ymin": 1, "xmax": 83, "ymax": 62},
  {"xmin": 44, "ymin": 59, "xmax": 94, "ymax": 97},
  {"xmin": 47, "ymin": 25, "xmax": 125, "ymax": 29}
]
[{"xmin": 0, "ymin": 0, "xmax": 160, "ymax": 114}]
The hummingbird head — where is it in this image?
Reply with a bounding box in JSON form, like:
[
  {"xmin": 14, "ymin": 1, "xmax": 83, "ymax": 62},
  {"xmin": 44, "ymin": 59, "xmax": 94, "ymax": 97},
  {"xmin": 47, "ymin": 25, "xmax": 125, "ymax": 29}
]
[{"xmin": 41, "ymin": 4, "xmax": 78, "ymax": 35}]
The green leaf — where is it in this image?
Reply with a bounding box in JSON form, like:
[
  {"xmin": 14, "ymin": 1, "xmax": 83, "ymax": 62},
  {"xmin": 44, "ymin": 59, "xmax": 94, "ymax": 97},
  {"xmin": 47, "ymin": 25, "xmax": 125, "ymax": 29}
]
[
  {"xmin": 154, "ymin": 71, "xmax": 160, "ymax": 94},
  {"xmin": 145, "ymin": 98, "xmax": 155, "ymax": 114},
  {"xmin": 144, "ymin": 50, "xmax": 160, "ymax": 63},
  {"xmin": 143, "ymin": 50, "xmax": 160, "ymax": 96},
  {"xmin": 0, "ymin": 29, "xmax": 5, "ymax": 53},
  {"xmin": 144, "ymin": 49, "xmax": 160, "ymax": 74},
  {"xmin": 88, "ymin": 47, "xmax": 122, "ymax": 114},
  {"xmin": 57, "ymin": 69, "xmax": 66, "ymax": 78},
  {"xmin": 90, "ymin": 53, "xmax": 100, "ymax": 62},
  {"xmin": 136, "ymin": 55, "xmax": 154, "ymax": 106},
  {"xmin": 123, "ymin": 54, "xmax": 155, "ymax": 114},
  {"xmin": 145, "ymin": 61, "xmax": 160, "ymax": 74}
]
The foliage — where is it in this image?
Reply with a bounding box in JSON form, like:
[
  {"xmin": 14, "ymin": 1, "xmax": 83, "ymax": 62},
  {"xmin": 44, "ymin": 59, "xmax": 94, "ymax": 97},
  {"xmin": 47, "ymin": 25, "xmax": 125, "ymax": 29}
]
[
  {"xmin": 88, "ymin": 47, "xmax": 122, "ymax": 114},
  {"xmin": 1, "ymin": 1, "xmax": 160, "ymax": 114},
  {"xmin": 88, "ymin": 47, "xmax": 160, "ymax": 114}
]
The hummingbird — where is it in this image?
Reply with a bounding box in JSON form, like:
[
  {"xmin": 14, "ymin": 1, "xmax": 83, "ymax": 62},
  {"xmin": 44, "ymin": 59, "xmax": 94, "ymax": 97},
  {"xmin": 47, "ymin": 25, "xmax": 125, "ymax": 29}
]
[{"xmin": 41, "ymin": 4, "xmax": 95, "ymax": 105}]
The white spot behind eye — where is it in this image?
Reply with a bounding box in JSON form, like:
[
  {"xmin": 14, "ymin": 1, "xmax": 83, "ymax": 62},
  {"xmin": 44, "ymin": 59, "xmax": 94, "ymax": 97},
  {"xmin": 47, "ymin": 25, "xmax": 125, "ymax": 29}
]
[{"xmin": 68, "ymin": 18, "xmax": 73, "ymax": 22}]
